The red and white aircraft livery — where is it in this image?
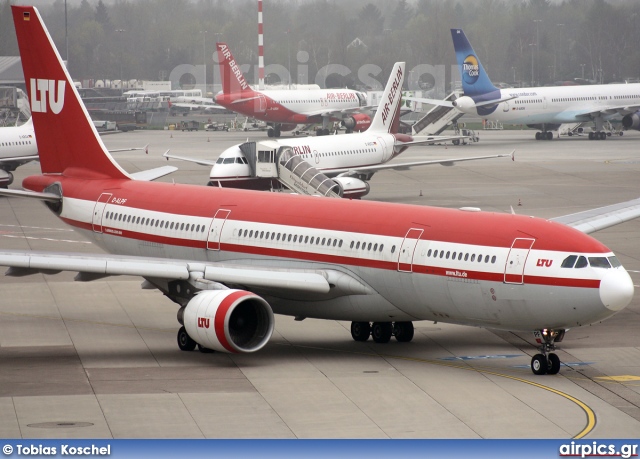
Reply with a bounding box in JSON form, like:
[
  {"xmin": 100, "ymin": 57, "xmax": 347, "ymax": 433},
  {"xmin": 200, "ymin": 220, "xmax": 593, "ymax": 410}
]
[
  {"xmin": 214, "ymin": 42, "xmax": 372, "ymax": 138},
  {"xmin": 3, "ymin": 7, "xmax": 638, "ymax": 376},
  {"xmin": 168, "ymin": 62, "xmax": 508, "ymax": 197}
]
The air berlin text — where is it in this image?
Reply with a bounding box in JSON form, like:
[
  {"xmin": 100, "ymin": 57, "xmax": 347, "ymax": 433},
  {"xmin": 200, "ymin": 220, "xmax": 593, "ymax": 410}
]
[
  {"xmin": 218, "ymin": 44, "xmax": 249, "ymax": 91},
  {"xmin": 381, "ymin": 66, "xmax": 403, "ymax": 125}
]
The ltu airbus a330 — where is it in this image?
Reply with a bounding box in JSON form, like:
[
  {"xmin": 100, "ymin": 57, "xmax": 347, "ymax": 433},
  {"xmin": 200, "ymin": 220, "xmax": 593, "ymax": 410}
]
[{"xmin": 2, "ymin": 6, "xmax": 638, "ymax": 376}]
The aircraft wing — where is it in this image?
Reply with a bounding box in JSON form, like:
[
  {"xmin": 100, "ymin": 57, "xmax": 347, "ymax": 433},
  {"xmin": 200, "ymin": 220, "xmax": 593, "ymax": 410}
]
[
  {"xmin": 163, "ymin": 151, "xmax": 218, "ymax": 167},
  {"xmin": 550, "ymin": 196, "xmax": 640, "ymax": 234},
  {"xmin": 109, "ymin": 144, "xmax": 149, "ymax": 153},
  {"xmin": 331, "ymin": 152, "xmax": 511, "ymax": 175},
  {"xmin": 0, "ymin": 250, "xmax": 375, "ymax": 297},
  {"xmin": 575, "ymin": 104, "xmax": 640, "ymax": 120},
  {"xmin": 395, "ymin": 135, "xmax": 468, "ymax": 147},
  {"xmin": 0, "ymin": 154, "xmax": 39, "ymax": 165},
  {"xmin": 171, "ymin": 102, "xmax": 227, "ymax": 110},
  {"xmin": 302, "ymin": 106, "xmax": 377, "ymax": 119},
  {"xmin": 403, "ymin": 96, "xmax": 454, "ymax": 108}
]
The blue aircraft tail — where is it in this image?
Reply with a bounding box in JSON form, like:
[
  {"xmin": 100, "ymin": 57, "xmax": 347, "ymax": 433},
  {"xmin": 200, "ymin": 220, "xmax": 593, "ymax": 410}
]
[{"xmin": 451, "ymin": 29, "xmax": 499, "ymax": 98}]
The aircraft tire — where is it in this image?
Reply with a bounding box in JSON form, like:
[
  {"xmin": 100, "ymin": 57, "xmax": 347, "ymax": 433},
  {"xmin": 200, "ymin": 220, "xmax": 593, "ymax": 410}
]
[
  {"xmin": 267, "ymin": 128, "xmax": 274, "ymax": 138},
  {"xmin": 531, "ymin": 354, "xmax": 548, "ymax": 375},
  {"xmin": 198, "ymin": 344, "xmax": 215, "ymax": 354},
  {"xmin": 546, "ymin": 131, "xmax": 553, "ymax": 140},
  {"xmin": 588, "ymin": 132, "xmax": 594, "ymax": 140},
  {"xmin": 547, "ymin": 353, "xmax": 561, "ymax": 375},
  {"xmin": 535, "ymin": 132, "xmax": 541, "ymax": 140},
  {"xmin": 351, "ymin": 321, "xmax": 371, "ymax": 342},
  {"xmin": 177, "ymin": 326, "xmax": 197, "ymax": 351},
  {"xmin": 600, "ymin": 132, "xmax": 607, "ymax": 140},
  {"xmin": 394, "ymin": 322, "xmax": 414, "ymax": 342},
  {"xmin": 371, "ymin": 322, "xmax": 392, "ymax": 343}
]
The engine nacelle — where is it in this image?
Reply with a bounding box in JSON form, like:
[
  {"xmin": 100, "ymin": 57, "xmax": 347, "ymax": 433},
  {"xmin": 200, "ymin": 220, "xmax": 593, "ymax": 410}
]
[
  {"xmin": 0, "ymin": 170, "xmax": 13, "ymax": 187},
  {"xmin": 451, "ymin": 96, "xmax": 476, "ymax": 112},
  {"xmin": 622, "ymin": 112, "xmax": 640, "ymax": 131},
  {"xmin": 183, "ymin": 289, "xmax": 274, "ymax": 353},
  {"xmin": 332, "ymin": 176, "xmax": 371, "ymax": 199},
  {"xmin": 341, "ymin": 114, "xmax": 371, "ymax": 132}
]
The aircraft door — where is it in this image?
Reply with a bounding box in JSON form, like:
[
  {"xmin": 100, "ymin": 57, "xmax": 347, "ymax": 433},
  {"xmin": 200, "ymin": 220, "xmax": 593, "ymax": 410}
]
[
  {"xmin": 504, "ymin": 238, "xmax": 535, "ymax": 284},
  {"xmin": 207, "ymin": 209, "xmax": 231, "ymax": 250},
  {"xmin": 92, "ymin": 193, "xmax": 112, "ymax": 233},
  {"xmin": 543, "ymin": 97, "xmax": 547, "ymax": 109},
  {"xmin": 257, "ymin": 95, "xmax": 267, "ymax": 114},
  {"xmin": 397, "ymin": 228, "xmax": 424, "ymax": 272},
  {"xmin": 502, "ymin": 101, "xmax": 509, "ymax": 112}
]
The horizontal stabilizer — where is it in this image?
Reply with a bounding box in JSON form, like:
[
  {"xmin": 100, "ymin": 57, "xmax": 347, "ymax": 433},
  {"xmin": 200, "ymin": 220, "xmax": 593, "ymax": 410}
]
[{"xmin": 130, "ymin": 165, "xmax": 178, "ymax": 181}]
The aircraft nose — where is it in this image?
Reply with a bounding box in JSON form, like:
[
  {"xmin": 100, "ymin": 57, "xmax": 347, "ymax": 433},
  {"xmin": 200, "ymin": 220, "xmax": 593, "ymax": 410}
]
[{"xmin": 599, "ymin": 268, "xmax": 634, "ymax": 311}]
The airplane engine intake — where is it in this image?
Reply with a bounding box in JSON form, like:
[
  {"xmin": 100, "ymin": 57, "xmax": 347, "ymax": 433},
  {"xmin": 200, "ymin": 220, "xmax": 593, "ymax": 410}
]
[
  {"xmin": 332, "ymin": 176, "xmax": 371, "ymax": 199},
  {"xmin": 183, "ymin": 289, "xmax": 274, "ymax": 353},
  {"xmin": 451, "ymin": 96, "xmax": 476, "ymax": 111},
  {"xmin": 622, "ymin": 112, "xmax": 640, "ymax": 131},
  {"xmin": 341, "ymin": 114, "xmax": 371, "ymax": 132}
]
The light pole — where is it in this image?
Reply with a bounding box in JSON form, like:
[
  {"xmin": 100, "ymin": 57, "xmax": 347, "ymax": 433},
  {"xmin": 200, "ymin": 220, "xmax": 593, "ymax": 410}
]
[
  {"xmin": 580, "ymin": 63, "xmax": 585, "ymax": 79},
  {"xmin": 64, "ymin": 0, "xmax": 68, "ymax": 67},
  {"xmin": 529, "ymin": 43, "xmax": 536, "ymax": 86},
  {"xmin": 200, "ymin": 30, "xmax": 207, "ymax": 93},
  {"xmin": 555, "ymin": 23, "xmax": 564, "ymax": 81},
  {"xmin": 533, "ymin": 19, "xmax": 542, "ymax": 84},
  {"xmin": 115, "ymin": 29, "xmax": 125, "ymax": 94},
  {"xmin": 284, "ymin": 30, "xmax": 291, "ymax": 88}
]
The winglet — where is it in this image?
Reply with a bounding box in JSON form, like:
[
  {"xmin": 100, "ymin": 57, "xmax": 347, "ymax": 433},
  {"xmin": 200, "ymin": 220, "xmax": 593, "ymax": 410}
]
[
  {"xmin": 12, "ymin": 6, "xmax": 129, "ymax": 180},
  {"xmin": 451, "ymin": 29, "xmax": 500, "ymax": 98},
  {"xmin": 216, "ymin": 43, "xmax": 252, "ymax": 95},
  {"xmin": 368, "ymin": 62, "xmax": 405, "ymax": 134}
]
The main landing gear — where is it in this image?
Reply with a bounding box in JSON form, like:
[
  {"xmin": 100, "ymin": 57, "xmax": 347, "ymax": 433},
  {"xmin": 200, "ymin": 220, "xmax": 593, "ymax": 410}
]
[
  {"xmin": 177, "ymin": 326, "xmax": 214, "ymax": 353},
  {"xmin": 535, "ymin": 131, "xmax": 554, "ymax": 140},
  {"xmin": 530, "ymin": 329, "xmax": 565, "ymax": 375},
  {"xmin": 588, "ymin": 131, "xmax": 609, "ymax": 140},
  {"xmin": 350, "ymin": 321, "xmax": 414, "ymax": 343},
  {"xmin": 267, "ymin": 126, "xmax": 281, "ymax": 138}
]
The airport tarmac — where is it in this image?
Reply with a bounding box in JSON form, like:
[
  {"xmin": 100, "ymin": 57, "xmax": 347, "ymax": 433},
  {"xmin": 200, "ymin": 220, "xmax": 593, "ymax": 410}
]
[{"xmin": 0, "ymin": 128, "xmax": 639, "ymax": 439}]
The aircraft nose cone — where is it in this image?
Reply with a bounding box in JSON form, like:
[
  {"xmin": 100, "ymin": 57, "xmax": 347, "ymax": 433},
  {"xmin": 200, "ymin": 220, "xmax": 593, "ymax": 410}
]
[{"xmin": 600, "ymin": 269, "xmax": 634, "ymax": 311}]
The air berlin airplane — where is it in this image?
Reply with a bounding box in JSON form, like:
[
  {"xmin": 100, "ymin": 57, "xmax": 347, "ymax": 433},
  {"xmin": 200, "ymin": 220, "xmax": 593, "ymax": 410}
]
[
  {"xmin": 214, "ymin": 42, "xmax": 373, "ymax": 138},
  {"xmin": 167, "ymin": 62, "xmax": 505, "ymax": 198},
  {"xmin": 3, "ymin": 6, "xmax": 638, "ymax": 376}
]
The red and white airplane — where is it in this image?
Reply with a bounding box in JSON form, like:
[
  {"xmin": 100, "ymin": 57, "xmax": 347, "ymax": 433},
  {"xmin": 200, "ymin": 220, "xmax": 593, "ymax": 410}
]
[
  {"xmin": 2, "ymin": 6, "xmax": 638, "ymax": 376},
  {"xmin": 168, "ymin": 62, "xmax": 508, "ymax": 198},
  {"xmin": 214, "ymin": 42, "xmax": 373, "ymax": 138}
]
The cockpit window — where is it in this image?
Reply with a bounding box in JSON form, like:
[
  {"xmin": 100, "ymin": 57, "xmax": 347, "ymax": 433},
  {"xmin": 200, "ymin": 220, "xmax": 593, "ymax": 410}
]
[
  {"xmin": 575, "ymin": 256, "xmax": 588, "ymax": 268},
  {"xmin": 223, "ymin": 157, "xmax": 236, "ymax": 164},
  {"xmin": 608, "ymin": 256, "xmax": 622, "ymax": 268},
  {"xmin": 588, "ymin": 257, "xmax": 611, "ymax": 268},
  {"xmin": 216, "ymin": 157, "xmax": 224, "ymax": 164},
  {"xmin": 561, "ymin": 255, "xmax": 577, "ymax": 268}
]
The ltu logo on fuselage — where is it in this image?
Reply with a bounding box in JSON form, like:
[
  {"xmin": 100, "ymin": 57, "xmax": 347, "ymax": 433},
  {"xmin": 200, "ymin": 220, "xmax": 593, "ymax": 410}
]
[
  {"xmin": 462, "ymin": 55, "xmax": 480, "ymax": 85},
  {"xmin": 30, "ymin": 79, "xmax": 65, "ymax": 114}
]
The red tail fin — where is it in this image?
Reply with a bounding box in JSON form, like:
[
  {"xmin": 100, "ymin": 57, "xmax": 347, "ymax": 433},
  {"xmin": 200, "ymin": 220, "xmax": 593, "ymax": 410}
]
[
  {"xmin": 216, "ymin": 43, "xmax": 253, "ymax": 95},
  {"xmin": 12, "ymin": 6, "xmax": 129, "ymax": 179}
]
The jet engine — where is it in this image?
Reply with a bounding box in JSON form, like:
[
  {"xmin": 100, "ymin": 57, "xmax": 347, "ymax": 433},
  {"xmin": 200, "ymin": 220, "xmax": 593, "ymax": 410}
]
[
  {"xmin": 341, "ymin": 114, "xmax": 371, "ymax": 132},
  {"xmin": 622, "ymin": 112, "xmax": 640, "ymax": 131},
  {"xmin": 0, "ymin": 170, "xmax": 14, "ymax": 187},
  {"xmin": 451, "ymin": 96, "xmax": 476, "ymax": 111},
  {"xmin": 332, "ymin": 176, "xmax": 371, "ymax": 199},
  {"xmin": 183, "ymin": 289, "xmax": 274, "ymax": 353}
]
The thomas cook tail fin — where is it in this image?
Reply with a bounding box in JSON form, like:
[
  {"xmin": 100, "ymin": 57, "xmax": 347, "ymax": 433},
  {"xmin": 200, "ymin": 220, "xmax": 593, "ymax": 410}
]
[
  {"xmin": 367, "ymin": 62, "xmax": 405, "ymax": 134},
  {"xmin": 12, "ymin": 6, "xmax": 129, "ymax": 179},
  {"xmin": 451, "ymin": 29, "xmax": 499, "ymax": 98},
  {"xmin": 216, "ymin": 43, "xmax": 253, "ymax": 95}
]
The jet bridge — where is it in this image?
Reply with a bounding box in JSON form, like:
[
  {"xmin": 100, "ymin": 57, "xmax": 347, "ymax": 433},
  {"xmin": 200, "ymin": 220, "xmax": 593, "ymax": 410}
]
[
  {"xmin": 239, "ymin": 141, "xmax": 342, "ymax": 198},
  {"xmin": 411, "ymin": 92, "xmax": 464, "ymax": 136}
]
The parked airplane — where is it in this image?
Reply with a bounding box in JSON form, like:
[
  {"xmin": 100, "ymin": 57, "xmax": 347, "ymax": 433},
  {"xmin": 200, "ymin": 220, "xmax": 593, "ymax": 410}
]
[
  {"xmin": 167, "ymin": 62, "xmax": 508, "ymax": 198},
  {"xmin": 0, "ymin": 116, "xmax": 174, "ymax": 186},
  {"xmin": 214, "ymin": 42, "xmax": 373, "ymax": 138},
  {"xmin": 0, "ymin": 117, "xmax": 37, "ymax": 187},
  {"xmin": 412, "ymin": 29, "xmax": 640, "ymax": 141},
  {"xmin": 2, "ymin": 7, "xmax": 637, "ymax": 376}
]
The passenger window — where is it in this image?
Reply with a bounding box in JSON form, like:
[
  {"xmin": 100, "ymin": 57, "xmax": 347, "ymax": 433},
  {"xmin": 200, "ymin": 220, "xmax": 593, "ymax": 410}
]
[
  {"xmin": 491, "ymin": 255, "xmax": 496, "ymax": 263},
  {"xmin": 373, "ymin": 243, "xmax": 378, "ymax": 251},
  {"xmin": 287, "ymin": 234, "xmax": 292, "ymax": 242},
  {"xmin": 356, "ymin": 242, "xmax": 360, "ymax": 249},
  {"xmin": 427, "ymin": 249, "xmax": 432, "ymax": 257},
  {"xmin": 471, "ymin": 254, "xmax": 475, "ymax": 262},
  {"xmin": 180, "ymin": 223, "xmax": 184, "ymax": 231},
  {"xmin": 350, "ymin": 241, "xmax": 354, "ymax": 249},
  {"xmin": 170, "ymin": 222, "xmax": 174, "ymax": 230},
  {"xmin": 260, "ymin": 231, "xmax": 264, "ymax": 239},
  {"xmin": 439, "ymin": 251, "xmax": 444, "ymax": 259},
  {"xmin": 561, "ymin": 255, "xmax": 577, "ymax": 268},
  {"xmin": 446, "ymin": 251, "xmax": 450, "ymax": 259},
  {"xmin": 484, "ymin": 255, "xmax": 489, "ymax": 263},
  {"xmin": 249, "ymin": 230, "xmax": 253, "ymax": 237},
  {"xmin": 458, "ymin": 253, "xmax": 463, "ymax": 261},
  {"xmin": 333, "ymin": 240, "xmax": 337, "ymax": 247},
  {"xmin": 575, "ymin": 256, "xmax": 588, "ymax": 268},
  {"xmin": 464, "ymin": 253, "xmax": 469, "ymax": 261},
  {"xmin": 379, "ymin": 244, "xmax": 383, "ymax": 251},
  {"xmin": 391, "ymin": 245, "xmax": 396, "ymax": 253},
  {"xmin": 433, "ymin": 250, "xmax": 438, "ymax": 257},
  {"xmin": 452, "ymin": 252, "xmax": 456, "ymax": 259},
  {"xmin": 293, "ymin": 235, "xmax": 298, "ymax": 243}
]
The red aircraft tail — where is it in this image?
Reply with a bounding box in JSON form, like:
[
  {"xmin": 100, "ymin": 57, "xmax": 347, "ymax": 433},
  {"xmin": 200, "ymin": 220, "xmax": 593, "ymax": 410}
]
[
  {"xmin": 12, "ymin": 6, "xmax": 129, "ymax": 179},
  {"xmin": 216, "ymin": 42, "xmax": 254, "ymax": 95}
]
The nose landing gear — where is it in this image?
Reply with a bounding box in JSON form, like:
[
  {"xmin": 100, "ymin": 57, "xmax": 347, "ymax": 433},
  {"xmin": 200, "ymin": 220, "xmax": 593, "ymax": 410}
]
[{"xmin": 530, "ymin": 329, "xmax": 565, "ymax": 375}]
